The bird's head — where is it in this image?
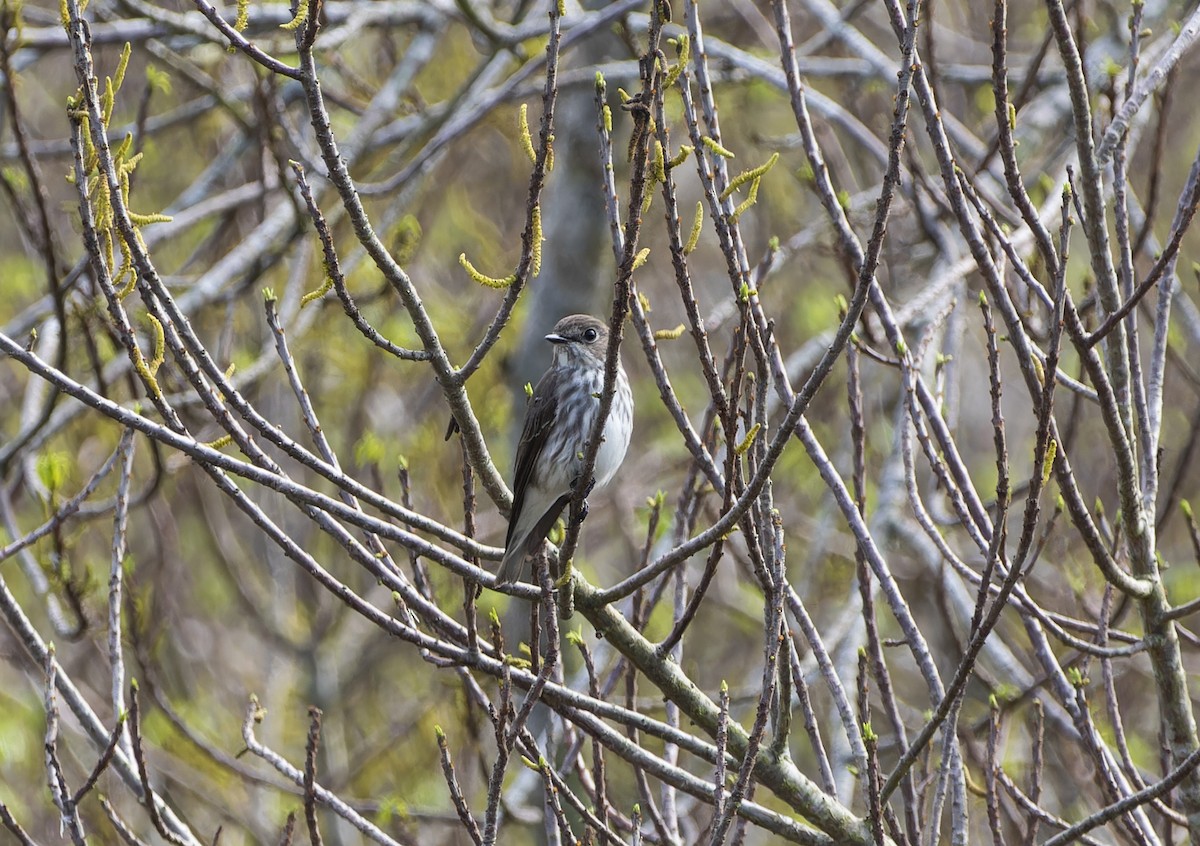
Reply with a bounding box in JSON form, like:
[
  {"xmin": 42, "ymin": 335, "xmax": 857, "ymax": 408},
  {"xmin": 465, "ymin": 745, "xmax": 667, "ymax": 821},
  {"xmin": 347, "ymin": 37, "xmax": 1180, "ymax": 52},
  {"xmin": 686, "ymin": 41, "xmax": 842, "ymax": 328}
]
[{"xmin": 546, "ymin": 314, "xmax": 610, "ymax": 367}]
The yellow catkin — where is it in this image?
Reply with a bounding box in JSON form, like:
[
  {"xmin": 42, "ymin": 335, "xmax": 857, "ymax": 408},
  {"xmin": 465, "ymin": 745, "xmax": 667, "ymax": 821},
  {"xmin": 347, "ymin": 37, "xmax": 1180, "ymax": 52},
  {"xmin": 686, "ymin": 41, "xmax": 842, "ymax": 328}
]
[
  {"xmin": 735, "ymin": 423, "xmax": 761, "ymax": 456},
  {"xmin": 234, "ymin": 0, "xmax": 250, "ymax": 31},
  {"xmin": 668, "ymin": 145, "xmax": 693, "ymax": 169},
  {"xmin": 530, "ymin": 205, "xmax": 543, "ymax": 278},
  {"xmin": 721, "ymin": 152, "xmax": 779, "ymax": 201},
  {"xmin": 300, "ymin": 275, "xmax": 333, "ymax": 308},
  {"xmin": 459, "ymin": 253, "xmax": 516, "ymax": 289},
  {"xmin": 518, "ymin": 104, "xmax": 536, "ymax": 164},
  {"xmin": 730, "ymin": 176, "xmax": 761, "ymax": 222},
  {"xmin": 280, "ymin": 1, "xmax": 308, "ymax": 31},
  {"xmin": 702, "ymin": 136, "xmax": 734, "ymax": 158},
  {"xmin": 684, "ymin": 202, "xmax": 703, "ymax": 254}
]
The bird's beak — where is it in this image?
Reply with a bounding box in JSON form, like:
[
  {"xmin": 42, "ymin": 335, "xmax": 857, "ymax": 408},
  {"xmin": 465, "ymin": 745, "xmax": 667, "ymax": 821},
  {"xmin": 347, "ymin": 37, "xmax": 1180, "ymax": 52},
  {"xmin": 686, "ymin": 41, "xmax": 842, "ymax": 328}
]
[{"xmin": 545, "ymin": 333, "xmax": 568, "ymax": 344}]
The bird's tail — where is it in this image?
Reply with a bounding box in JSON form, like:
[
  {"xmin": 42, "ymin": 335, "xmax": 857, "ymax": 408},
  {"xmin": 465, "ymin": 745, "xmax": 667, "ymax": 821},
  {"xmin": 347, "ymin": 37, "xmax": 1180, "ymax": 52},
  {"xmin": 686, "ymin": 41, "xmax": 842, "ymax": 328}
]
[
  {"xmin": 495, "ymin": 495, "xmax": 569, "ymax": 587},
  {"xmin": 494, "ymin": 543, "xmax": 529, "ymax": 586}
]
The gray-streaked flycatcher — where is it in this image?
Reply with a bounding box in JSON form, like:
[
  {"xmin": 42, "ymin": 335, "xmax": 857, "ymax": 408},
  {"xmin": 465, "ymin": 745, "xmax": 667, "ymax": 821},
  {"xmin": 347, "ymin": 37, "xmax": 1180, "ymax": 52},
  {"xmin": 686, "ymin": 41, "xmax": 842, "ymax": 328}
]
[{"xmin": 495, "ymin": 314, "xmax": 633, "ymax": 586}]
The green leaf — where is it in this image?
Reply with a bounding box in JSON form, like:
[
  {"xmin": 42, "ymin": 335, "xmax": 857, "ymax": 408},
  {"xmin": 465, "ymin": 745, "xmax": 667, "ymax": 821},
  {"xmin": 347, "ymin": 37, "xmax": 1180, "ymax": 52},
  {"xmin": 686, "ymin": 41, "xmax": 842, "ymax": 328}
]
[
  {"xmin": 354, "ymin": 432, "xmax": 386, "ymax": 466},
  {"xmin": 36, "ymin": 451, "xmax": 72, "ymax": 493}
]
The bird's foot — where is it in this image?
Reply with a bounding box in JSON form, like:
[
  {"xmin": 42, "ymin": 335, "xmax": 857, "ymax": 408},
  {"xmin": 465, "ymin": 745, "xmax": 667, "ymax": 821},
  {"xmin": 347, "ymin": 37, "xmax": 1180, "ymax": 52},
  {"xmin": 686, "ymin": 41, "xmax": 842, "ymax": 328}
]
[{"xmin": 570, "ymin": 475, "xmax": 597, "ymax": 498}]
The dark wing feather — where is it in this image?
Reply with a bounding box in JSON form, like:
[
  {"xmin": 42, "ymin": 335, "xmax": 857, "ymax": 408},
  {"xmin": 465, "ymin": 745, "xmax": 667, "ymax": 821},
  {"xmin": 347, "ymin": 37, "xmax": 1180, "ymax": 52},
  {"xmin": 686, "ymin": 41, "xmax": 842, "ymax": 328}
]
[
  {"xmin": 504, "ymin": 368, "xmax": 561, "ymax": 549},
  {"xmin": 513, "ymin": 494, "xmax": 569, "ymax": 565}
]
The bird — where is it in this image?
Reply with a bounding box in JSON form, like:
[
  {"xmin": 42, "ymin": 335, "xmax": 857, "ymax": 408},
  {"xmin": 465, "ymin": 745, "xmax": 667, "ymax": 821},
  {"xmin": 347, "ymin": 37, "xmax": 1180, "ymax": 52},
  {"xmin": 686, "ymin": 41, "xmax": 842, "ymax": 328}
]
[{"xmin": 495, "ymin": 314, "xmax": 633, "ymax": 586}]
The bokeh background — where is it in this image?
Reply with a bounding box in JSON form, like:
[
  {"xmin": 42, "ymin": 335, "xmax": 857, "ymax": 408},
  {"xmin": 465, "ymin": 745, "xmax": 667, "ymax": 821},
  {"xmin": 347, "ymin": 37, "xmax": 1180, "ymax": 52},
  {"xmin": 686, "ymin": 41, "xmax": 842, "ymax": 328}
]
[{"xmin": 3, "ymin": 0, "xmax": 1200, "ymax": 843}]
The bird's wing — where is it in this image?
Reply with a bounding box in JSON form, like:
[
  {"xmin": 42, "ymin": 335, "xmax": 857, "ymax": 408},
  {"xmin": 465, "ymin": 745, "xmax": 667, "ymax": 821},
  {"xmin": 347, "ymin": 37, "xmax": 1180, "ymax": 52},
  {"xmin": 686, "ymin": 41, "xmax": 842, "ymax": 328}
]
[{"xmin": 505, "ymin": 368, "xmax": 560, "ymax": 550}]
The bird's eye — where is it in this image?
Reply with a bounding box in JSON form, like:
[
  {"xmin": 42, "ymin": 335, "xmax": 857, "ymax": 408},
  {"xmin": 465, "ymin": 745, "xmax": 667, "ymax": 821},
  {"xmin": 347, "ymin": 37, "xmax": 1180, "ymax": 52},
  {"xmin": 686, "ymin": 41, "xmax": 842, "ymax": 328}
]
[{"xmin": 583, "ymin": 328, "xmax": 599, "ymax": 343}]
